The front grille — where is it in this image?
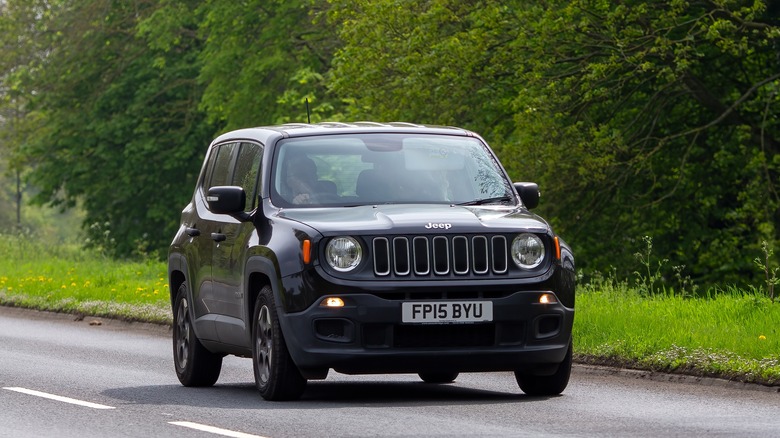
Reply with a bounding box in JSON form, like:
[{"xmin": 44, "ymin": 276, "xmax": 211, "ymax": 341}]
[{"xmin": 372, "ymin": 235, "xmax": 508, "ymax": 277}]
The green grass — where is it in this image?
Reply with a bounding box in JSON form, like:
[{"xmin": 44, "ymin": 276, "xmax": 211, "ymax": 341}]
[
  {"xmin": 575, "ymin": 280, "xmax": 780, "ymax": 385},
  {"xmin": 0, "ymin": 234, "xmax": 170, "ymax": 324},
  {"xmin": 1, "ymin": 232, "xmax": 779, "ymax": 385}
]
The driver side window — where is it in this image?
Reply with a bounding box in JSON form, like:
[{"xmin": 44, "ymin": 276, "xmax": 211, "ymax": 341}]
[
  {"xmin": 232, "ymin": 142, "xmax": 263, "ymax": 212},
  {"xmin": 208, "ymin": 142, "xmax": 238, "ymax": 189}
]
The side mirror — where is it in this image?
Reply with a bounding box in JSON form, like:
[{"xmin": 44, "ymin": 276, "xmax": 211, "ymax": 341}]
[
  {"xmin": 207, "ymin": 186, "xmax": 246, "ymax": 215},
  {"xmin": 514, "ymin": 182, "xmax": 540, "ymax": 209}
]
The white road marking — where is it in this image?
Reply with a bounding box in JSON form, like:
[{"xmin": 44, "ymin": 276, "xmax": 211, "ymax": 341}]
[
  {"xmin": 169, "ymin": 421, "xmax": 269, "ymax": 438},
  {"xmin": 3, "ymin": 387, "xmax": 115, "ymax": 410}
]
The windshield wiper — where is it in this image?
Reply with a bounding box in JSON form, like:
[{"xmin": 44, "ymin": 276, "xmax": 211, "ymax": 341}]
[{"xmin": 456, "ymin": 196, "xmax": 513, "ymax": 206}]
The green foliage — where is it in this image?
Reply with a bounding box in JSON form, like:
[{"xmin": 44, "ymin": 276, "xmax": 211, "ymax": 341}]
[
  {"xmin": 510, "ymin": 0, "xmax": 780, "ymax": 288},
  {"xmin": 328, "ymin": 0, "xmax": 780, "ymax": 289},
  {"xmin": 1, "ymin": 0, "xmax": 342, "ymax": 258},
  {"xmin": 632, "ymin": 235, "xmax": 700, "ymax": 297},
  {"xmin": 196, "ymin": 0, "xmax": 340, "ymax": 128},
  {"xmin": 754, "ymin": 241, "xmax": 779, "ymax": 302},
  {"xmin": 0, "ymin": 1, "xmax": 57, "ymax": 232},
  {"xmin": 328, "ymin": 0, "xmax": 520, "ymax": 138},
  {"xmin": 0, "ymin": 161, "xmax": 16, "ymax": 230},
  {"xmin": 1, "ymin": 0, "xmax": 778, "ymax": 288},
  {"xmin": 20, "ymin": 0, "xmax": 213, "ymax": 257},
  {"xmin": 633, "ymin": 235, "xmax": 670, "ymax": 296}
]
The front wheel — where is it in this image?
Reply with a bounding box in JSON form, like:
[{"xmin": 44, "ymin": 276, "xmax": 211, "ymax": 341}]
[
  {"xmin": 173, "ymin": 282, "xmax": 222, "ymax": 386},
  {"xmin": 252, "ymin": 286, "xmax": 307, "ymax": 401},
  {"xmin": 514, "ymin": 341, "xmax": 572, "ymax": 396}
]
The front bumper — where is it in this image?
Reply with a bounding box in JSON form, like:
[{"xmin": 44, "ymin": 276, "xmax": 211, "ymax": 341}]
[{"xmin": 277, "ymin": 289, "xmax": 574, "ymax": 377}]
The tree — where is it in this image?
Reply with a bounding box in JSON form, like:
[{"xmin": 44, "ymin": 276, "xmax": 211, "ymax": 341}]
[
  {"xmin": 8, "ymin": 0, "xmax": 343, "ymax": 257},
  {"xmin": 23, "ymin": 0, "xmax": 213, "ymax": 257},
  {"xmin": 508, "ymin": 0, "xmax": 780, "ymax": 286},
  {"xmin": 0, "ymin": 0, "xmax": 58, "ymax": 231},
  {"xmin": 195, "ymin": 0, "xmax": 341, "ymax": 129},
  {"xmin": 328, "ymin": 0, "xmax": 520, "ymax": 139},
  {"xmin": 328, "ymin": 0, "xmax": 780, "ymax": 287}
]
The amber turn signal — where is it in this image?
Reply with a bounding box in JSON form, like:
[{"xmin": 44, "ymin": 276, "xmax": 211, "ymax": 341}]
[
  {"xmin": 302, "ymin": 239, "xmax": 311, "ymax": 264},
  {"xmin": 321, "ymin": 297, "xmax": 345, "ymax": 307}
]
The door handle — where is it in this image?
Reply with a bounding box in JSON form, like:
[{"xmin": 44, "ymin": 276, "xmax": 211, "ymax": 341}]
[
  {"xmin": 186, "ymin": 227, "xmax": 201, "ymax": 237},
  {"xmin": 211, "ymin": 232, "xmax": 226, "ymax": 242}
]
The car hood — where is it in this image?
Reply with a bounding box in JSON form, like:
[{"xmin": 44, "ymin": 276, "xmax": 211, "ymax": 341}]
[{"xmin": 275, "ymin": 204, "xmax": 550, "ymax": 236}]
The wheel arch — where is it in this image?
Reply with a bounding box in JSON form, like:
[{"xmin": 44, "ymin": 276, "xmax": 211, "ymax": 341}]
[
  {"xmin": 246, "ymin": 271, "xmax": 273, "ymax": 326},
  {"xmin": 244, "ymin": 255, "xmax": 284, "ymax": 330},
  {"xmin": 168, "ymin": 253, "xmax": 190, "ymax": 310}
]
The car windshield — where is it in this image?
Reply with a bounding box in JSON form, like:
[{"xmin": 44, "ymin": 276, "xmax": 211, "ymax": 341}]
[{"xmin": 271, "ymin": 133, "xmax": 514, "ymax": 207}]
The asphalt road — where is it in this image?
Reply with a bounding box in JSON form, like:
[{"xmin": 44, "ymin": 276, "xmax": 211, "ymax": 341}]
[{"xmin": 1, "ymin": 306, "xmax": 778, "ymax": 438}]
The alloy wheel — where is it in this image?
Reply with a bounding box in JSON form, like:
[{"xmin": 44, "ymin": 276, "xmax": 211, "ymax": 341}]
[
  {"xmin": 255, "ymin": 305, "xmax": 273, "ymax": 385},
  {"xmin": 175, "ymin": 297, "xmax": 190, "ymax": 369}
]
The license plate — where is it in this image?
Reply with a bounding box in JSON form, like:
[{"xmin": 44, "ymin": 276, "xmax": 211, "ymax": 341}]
[{"xmin": 401, "ymin": 301, "xmax": 493, "ymax": 324}]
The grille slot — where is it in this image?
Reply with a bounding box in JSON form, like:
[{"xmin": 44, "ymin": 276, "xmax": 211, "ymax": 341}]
[
  {"xmin": 492, "ymin": 236, "xmax": 508, "ymax": 273},
  {"xmin": 393, "ymin": 237, "xmax": 410, "ymax": 275},
  {"xmin": 373, "ymin": 235, "xmax": 509, "ymax": 277},
  {"xmin": 433, "ymin": 236, "xmax": 449, "ymax": 275},
  {"xmin": 373, "ymin": 238, "xmax": 390, "ymax": 276},
  {"xmin": 413, "ymin": 237, "xmax": 429, "ymax": 275},
  {"xmin": 453, "ymin": 236, "xmax": 469, "ymax": 274},
  {"xmin": 473, "ymin": 236, "xmax": 489, "ymax": 274}
]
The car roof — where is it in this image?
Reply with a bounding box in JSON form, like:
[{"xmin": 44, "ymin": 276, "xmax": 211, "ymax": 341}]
[{"xmin": 211, "ymin": 122, "xmax": 478, "ymax": 145}]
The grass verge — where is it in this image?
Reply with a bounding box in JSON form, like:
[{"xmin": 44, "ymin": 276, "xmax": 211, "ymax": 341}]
[
  {"xmin": 575, "ymin": 283, "xmax": 780, "ymax": 386},
  {"xmin": 1, "ymin": 233, "xmax": 778, "ymax": 386},
  {"xmin": 0, "ymin": 234, "xmax": 170, "ymax": 324}
]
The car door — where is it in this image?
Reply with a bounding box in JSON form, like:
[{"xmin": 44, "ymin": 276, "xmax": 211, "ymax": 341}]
[
  {"xmin": 186, "ymin": 141, "xmax": 238, "ymax": 341},
  {"xmin": 211, "ymin": 141, "xmax": 263, "ymax": 346}
]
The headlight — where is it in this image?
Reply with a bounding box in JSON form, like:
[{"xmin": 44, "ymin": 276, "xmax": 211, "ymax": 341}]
[
  {"xmin": 511, "ymin": 233, "xmax": 545, "ymax": 269},
  {"xmin": 325, "ymin": 236, "xmax": 362, "ymax": 272}
]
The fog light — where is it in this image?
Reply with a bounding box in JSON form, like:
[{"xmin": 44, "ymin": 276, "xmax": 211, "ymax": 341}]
[
  {"xmin": 321, "ymin": 297, "xmax": 345, "ymax": 307},
  {"xmin": 539, "ymin": 293, "xmax": 557, "ymax": 304}
]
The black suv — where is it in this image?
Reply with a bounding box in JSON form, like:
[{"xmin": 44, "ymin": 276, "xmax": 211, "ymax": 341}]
[{"xmin": 168, "ymin": 122, "xmax": 575, "ymax": 400}]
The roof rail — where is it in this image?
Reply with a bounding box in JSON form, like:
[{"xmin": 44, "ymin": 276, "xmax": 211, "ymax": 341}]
[
  {"xmin": 352, "ymin": 121, "xmax": 388, "ymax": 127},
  {"xmin": 276, "ymin": 121, "xmax": 440, "ymax": 130},
  {"xmin": 316, "ymin": 122, "xmax": 354, "ymax": 128},
  {"xmin": 387, "ymin": 122, "xmax": 425, "ymax": 128}
]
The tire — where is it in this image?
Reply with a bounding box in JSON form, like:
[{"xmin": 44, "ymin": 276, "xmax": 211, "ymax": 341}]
[
  {"xmin": 515, "ymin": 341, "xmax": 572, "ymax": 396},
  {"xmin": 173, "ymin": 282, "xmax": 222, "ymax": 387},
  {"xmin": 252, "ymin": 285, "xmax": 307, "ymax": 401},
  {"xmin": 418, "ymin": 372, "xmax": 459, "ymax": 384}
]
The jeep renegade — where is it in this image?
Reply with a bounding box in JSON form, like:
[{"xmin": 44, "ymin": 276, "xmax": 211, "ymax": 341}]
[{"xmin": 168, "ymin": 122, "xmax": 575, "ymax": 400}]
